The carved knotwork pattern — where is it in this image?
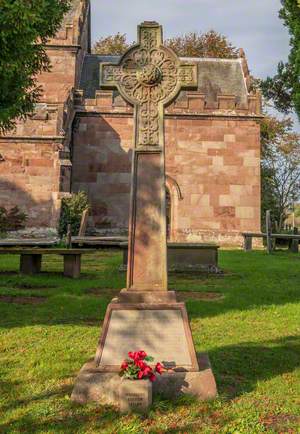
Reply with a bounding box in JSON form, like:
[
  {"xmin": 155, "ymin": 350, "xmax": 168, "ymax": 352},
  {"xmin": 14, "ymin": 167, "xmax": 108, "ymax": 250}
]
[
  {"xmin": 102, "ymin": 23, "xmax": 197, "ymax": 147},
  {"xmin": 103, "ymin": 46, "xmax": 178, "ymax": 146},
  {"xmin": 140, "ymin": 28, "xmax": 158, "ymax": 50}
]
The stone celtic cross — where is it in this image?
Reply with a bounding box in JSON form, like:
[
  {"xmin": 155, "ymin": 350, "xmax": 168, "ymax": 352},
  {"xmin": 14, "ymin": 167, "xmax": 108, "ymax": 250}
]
[{"xmin": 100, "ymin": 21, "xmax": 198, "ymax": 292}]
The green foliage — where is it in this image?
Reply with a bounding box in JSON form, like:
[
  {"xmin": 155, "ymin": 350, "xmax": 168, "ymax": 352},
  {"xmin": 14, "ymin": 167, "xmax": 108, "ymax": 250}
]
[
  {"xmin": 165, "ymin": 30, "xmax": 239, "ymax": 58},
  {"xmin": 92, "ymin": 33, "xmax": 134, "ymax": 55},
  {"xmin": 92, "ymin": 30, "xmax": 239, "ymax": 58},
  {"xmin": 121, "ymin": 361, "xmax": 140, "ymax": 380},
  {"xmin": 260, "ymin": 62, "xmax": 295, "ymax": 113},
  {"xmin": 0, "ymin": 0, "xmax": 70, "ymax": 133},
  {"xmin": 261, "ymin": 0, "xmax": 300, "ymax": 120},
  {"xmin": 58, "ymin": 191, "xmax": 89, "ymax": 238},
  {"xmin": 0, "ymin": 206, "xmax": 27, "ymax": 233}
]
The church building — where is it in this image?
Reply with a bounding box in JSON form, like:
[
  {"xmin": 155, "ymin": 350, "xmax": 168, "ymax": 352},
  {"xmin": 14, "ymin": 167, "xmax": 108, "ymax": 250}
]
[{"xmin": 0, "ymin": 0, "xmax": 262, "ymax": 245}]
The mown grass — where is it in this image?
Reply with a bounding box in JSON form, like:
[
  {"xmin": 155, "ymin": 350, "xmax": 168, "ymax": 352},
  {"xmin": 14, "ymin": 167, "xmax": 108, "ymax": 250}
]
[{"xmin": 0, "ymin": 249, "xmax": 299, "ymax": 433}]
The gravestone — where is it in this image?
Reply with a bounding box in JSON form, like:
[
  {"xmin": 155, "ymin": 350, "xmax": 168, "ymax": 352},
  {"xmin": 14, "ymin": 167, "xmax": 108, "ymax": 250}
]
[
  {"xmin": 72, "ymin": 21, "xmax": 217, "ymax": 405},
  {"xmin": 78, "ymin": 208, "xmax": 89, "ymax": 237},
  {"xmin": 266, "ymin": 210, "xmax": 272, "ymax": 253}
]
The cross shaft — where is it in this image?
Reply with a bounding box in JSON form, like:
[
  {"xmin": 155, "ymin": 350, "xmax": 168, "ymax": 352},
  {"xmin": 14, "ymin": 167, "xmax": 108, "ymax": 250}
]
[{"xmin": 100, "ymin": 21, "xmax": 198, "ymax": 291}]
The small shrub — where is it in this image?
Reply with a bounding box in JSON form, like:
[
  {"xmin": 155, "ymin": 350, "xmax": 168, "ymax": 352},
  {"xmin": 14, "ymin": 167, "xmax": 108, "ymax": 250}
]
[
  {"xmin": 0, "ymin": 206, "xmax": 27, "ymax": 233},
  {"xmin": 0, "ymin": 207, "xmax": 7, "ymax": 233},
  {"xmin": 7, "ymin": 206, "xmax": 28, "ymax": 230},
  {"xmin": 58, "ymin": 191, "xmax": 89, "ymax": 238}
]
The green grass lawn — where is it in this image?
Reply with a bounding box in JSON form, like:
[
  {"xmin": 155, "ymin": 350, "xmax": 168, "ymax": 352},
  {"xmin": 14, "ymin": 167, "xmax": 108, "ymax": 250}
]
[{"xmin": 0, "ymin": 249, "xmax": 299, "ymax": 433}]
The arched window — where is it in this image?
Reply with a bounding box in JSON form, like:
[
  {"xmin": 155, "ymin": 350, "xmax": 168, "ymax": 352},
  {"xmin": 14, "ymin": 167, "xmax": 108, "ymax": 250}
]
[{"xmin": 165, "ymin": 175, "xmax": 183, "ymax": 241}]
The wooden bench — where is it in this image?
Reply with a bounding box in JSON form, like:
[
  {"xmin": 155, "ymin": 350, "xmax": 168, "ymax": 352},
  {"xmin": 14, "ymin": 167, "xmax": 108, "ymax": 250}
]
[
  {"xmin": 242, "ymin": 232, "xmax": 300, "ymax": 253},
  {"xmin": 0, "ymin": 248, "xmax": 96, "ymax": 278}
]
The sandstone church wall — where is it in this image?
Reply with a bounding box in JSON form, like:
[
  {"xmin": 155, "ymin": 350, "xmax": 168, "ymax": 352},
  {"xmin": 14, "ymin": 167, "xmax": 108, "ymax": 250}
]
[
  {"xmin": 165, "ymin": 117, "xmax": 261, "ymax": 244},
  {"xmin": 72, "ymin": 114, "xmax": 133, "ymax": 231},
  {"xmin": 71, "ymin": 111, "xmax": 261, "ymax": 244},
  {"xmin": 0, "ymin": 0, "xmax": 90, "ymax": 229},
  {"xmin": 0, "ymin": 140, "xmax": 62, "ymax": 227},
  {"xmin": 0, "ymin": 2, "xmax": 262, "ymax": 246},
  {"xmin": 72, "ymin": 54, "xmax": 262, "ymax": 245}
]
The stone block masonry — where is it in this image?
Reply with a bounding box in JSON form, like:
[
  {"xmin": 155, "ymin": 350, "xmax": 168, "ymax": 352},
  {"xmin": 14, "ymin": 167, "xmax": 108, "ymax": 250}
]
[
  {"xmin": 72, "ymin": 113, "xmax": 261, "ymax": 245},
  {"xmin": 0, "ymin": 2, "xmax": 262, "ymax": 245},
  {"xmin": 0, "ymin": 0, "xmax": 91, "ymax": 230}
]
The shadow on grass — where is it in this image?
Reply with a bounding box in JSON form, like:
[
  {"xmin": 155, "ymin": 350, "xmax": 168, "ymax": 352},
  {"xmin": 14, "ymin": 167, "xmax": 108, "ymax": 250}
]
[
  {"xmin": 0, "ymin": 381, "xmax": 71, "ymax": 413},
  {"xmin": 211, "ymin": 335, "xmax": 300, "ymax": 399},
  {"xmin": 1, "ymin": 336, "xmax": 299, "ymax": 433},
  {"xmin": 0, "ymin": 250, "xmax": 300, "ymax": 327},
  {"xmin": 0, "ymin": 403, "xmax": 120, "ymax": 434}
]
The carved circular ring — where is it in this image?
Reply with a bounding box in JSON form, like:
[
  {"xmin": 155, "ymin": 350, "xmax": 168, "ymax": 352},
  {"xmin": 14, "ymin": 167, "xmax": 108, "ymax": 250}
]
[{"xmin": 137, "ymin": 64, "xmax": 162, "ymax": 87}]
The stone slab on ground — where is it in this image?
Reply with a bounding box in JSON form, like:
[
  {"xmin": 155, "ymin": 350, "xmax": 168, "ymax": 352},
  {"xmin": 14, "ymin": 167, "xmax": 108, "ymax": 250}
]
[
  {"xmin": 120, "ymin": 242, "xmax": 220, "ymax": 272},
  {"xmin": 71, "ymin": 236, "xmax": 127, "ymax": 248},
  {"xmin": 71, "ymin": 353, "xmax": 217, "ymax": 405},
  {"xmin": 0, "ymin": 238, "xmax": 59, "ymax": 247}
]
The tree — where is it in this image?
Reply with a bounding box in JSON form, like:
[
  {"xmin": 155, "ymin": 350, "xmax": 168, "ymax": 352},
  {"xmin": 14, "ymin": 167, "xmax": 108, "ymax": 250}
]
[
  {"xmin": 261, "ymin": 115, "xmax": 300, "ymax": 230},
  {"xmin": 165, "ymin": 30, "xmax": 238, "ymax": 58},
  {"xmin": 92, "ymin": 30, "xmax": 239, "ymax": 58},
  {"xmin": 260, "ymin": 62, "xmax": 295, "ymax": 113},
  {"xmin": 93, "ymin": 33, "xmax": 134, "ymax": 55},
  {"xmin": 0, "ymin": 0, "xmax": 70, "ymax": 133},
  {"xmin": 58, "ymin": 191, "xmax": 89, "ymax": 238},
  {"xmin": 261, "ymin": 0, "xmax": 300, "ymax": 120}
]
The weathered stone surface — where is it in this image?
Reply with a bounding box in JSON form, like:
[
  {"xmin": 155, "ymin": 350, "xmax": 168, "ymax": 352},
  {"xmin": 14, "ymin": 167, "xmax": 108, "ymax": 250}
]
[
  {"xmin": 72, "ymin": 114, "xmax": 261, "ymax": 246},
  {"xmin": 71, "ymin": 354, "xmax": 217, "ymax": 405},
  {"xmin": 0, "ymin": 1, "xmax": 90, "ymax": 229},
  {"xmin": 99, "ymin": 22, "xmax": 198, "ymax": 291},
  {"xmin": 119, "ymin": 379, "xmax": 152, "ymax": 414},
  {"xmin": 120, "ymin": 242, "xmax": 220, "ymax": 272},
  {"xmin": 168, "ymin": 245, "xmax": 219, "ymax": 271},
  {"xmin": 96, "ymin": 305, "xmax": 195, "ymax": 370},
  {"xmin": 117, "ymin": 290, "xmax": 177, "ymax": 304}
]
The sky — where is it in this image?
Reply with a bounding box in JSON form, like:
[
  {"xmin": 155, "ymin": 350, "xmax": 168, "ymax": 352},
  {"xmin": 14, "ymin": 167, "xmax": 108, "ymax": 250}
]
[{"xmin": 90, "ymin": 0, "xmax": 299, "ymax": 130}]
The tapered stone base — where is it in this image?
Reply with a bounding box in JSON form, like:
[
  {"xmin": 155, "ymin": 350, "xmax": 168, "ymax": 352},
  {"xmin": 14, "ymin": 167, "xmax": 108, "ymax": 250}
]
[{"xmin": 71, "ymin": 353, "xmax": 217, "ymax": 405}]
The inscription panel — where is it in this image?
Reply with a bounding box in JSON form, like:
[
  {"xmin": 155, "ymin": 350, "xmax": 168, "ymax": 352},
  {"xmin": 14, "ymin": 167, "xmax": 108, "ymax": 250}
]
[
  {"xmin": 100, "ymin": 309, "xmax": 192, "ymax": 367},
  {"xmin": 119, "ymin": 379, "xmax": 152, "ymax": 413}
]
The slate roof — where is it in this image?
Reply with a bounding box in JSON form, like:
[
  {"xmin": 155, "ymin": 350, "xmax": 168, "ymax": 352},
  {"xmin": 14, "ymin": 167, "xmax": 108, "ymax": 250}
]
[{"xmin": 79, "ymin": 55, "xmax": 248, "ymax": 105}]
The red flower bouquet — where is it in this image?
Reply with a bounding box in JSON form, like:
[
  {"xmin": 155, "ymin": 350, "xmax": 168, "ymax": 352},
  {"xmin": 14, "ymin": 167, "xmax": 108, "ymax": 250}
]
[{"xmin": 120, "ymin": 350, "xmax": 164, "ymax": 382}]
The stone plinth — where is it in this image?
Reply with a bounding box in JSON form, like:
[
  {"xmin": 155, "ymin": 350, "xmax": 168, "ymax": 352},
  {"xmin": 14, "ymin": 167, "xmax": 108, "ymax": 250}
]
[{"xmin": 71, "ymin": 353, "xmax": 217, "ymax": 405}]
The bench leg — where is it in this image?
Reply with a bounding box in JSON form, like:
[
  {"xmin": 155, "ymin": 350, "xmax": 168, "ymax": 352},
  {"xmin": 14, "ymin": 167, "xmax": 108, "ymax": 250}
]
[
  {"xmin": 244, "ymin": 236, "xmax": 252, "ymax": 252},
  {"xmin": 20, "ymin": 254, "xmax": 42, "ymax": 275},
  {"xmin": 64, "ymin": 254, "xmax": 81, "ymax": 278},
  {"xmin": 290, "ymin": 239, "xmax": 299, "ymax": 253},
  {"xmin": 123, "ymin": 249, "xmax": 128, "ymax": 268}
]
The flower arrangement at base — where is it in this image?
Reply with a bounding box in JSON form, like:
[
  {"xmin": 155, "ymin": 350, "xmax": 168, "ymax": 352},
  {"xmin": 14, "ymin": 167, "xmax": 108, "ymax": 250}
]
[{"xmin": 120, "ymin": 350, "xmax": 164, "ymax": 382}]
